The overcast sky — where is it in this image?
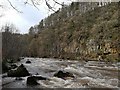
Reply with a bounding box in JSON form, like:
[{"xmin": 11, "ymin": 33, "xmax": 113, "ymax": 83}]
[{"xmin": 0, "ymin": 0, "xmax": 71, "ymax": 34}]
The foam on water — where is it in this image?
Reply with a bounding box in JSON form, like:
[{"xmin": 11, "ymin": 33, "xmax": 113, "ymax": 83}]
[{"xmin": 2, "ymin": 58, "xmax": 119, "ymax": 88}]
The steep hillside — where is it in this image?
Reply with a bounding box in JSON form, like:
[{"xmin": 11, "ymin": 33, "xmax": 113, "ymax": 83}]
[{"xmin": 28, "ymin": 2, "xmax": 120, "ymax": 62}]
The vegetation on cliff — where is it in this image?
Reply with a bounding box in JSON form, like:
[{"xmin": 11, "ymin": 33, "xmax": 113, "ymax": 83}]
[{"xmin": 27, "ymin": 2, "xmax": 120, "ymax": 62}]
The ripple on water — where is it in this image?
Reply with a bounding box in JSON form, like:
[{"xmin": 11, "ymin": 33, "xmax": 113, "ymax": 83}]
[{"xmin": 2, "ymin": 58, "xmax": 119, "ymax": 88}]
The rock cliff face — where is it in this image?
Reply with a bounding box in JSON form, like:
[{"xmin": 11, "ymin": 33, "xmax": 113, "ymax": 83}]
[{"xmin": 28, "ymin": 2, "xmax": 120, "ymax": 62}]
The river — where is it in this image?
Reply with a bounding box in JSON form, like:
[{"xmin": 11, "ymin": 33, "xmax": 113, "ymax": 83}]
[{"xmin": 1, "ymin": 58, "xmax": 119, "ymax": 89}]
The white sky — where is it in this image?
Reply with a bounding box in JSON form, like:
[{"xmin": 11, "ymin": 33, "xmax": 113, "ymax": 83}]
[{"xmin": 0, "ymin": 0, "xmax": 71, "ymax": 34}]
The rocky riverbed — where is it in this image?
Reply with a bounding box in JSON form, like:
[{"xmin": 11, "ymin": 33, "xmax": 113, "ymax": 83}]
[{"xmin": 1, "ymin": 58, "xmax": 119, "ymax": 89}]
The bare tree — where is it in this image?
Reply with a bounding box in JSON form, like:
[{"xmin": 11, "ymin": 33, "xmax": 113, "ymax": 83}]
[
  {"xmin": 7, "ymin": 0, "xmax": 22, "ymax": 13},
  {"xmin": 0, "ymin": 0, "xmax": 70, "ymax": 13},
  {"xmin": 1, "ymin": 23, "xmax": 18, "ymax": 33}
]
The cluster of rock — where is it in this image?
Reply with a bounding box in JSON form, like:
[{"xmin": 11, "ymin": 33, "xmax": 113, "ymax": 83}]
[{"xmin": 6, "ymin": 60, "xmax": 75, "ymax": 86}]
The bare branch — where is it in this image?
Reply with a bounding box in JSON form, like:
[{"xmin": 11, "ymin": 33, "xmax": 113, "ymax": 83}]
[
  {"xmin": 5, "ymin": 0, "xmax": 66, "ymax": 13},
  {"xmin": 30, "ymin": 0, "xmax": 39, "ymax": 10},
  {"xmin": 24, "ymin": 0, "xmax": 33, "ymax": 6},
  {"xmin": 52, "ymin": 0, "xmax": 64, "ymax": 6},
  {"xmin": 45, "ymin": 0, "xmax": 56, "ymax": 12},
  {"xmin": 7, "ymin": 0, "xmax": 22, "ymax": 13},
  {"xmin": 24, "ymin": 0, "xmax": 28, "ymax": 5}
]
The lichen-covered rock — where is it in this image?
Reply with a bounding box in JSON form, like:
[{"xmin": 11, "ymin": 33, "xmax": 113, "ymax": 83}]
[{"xmin": 7, "ymin": 64, "xmax": 30, "ymax": 77}]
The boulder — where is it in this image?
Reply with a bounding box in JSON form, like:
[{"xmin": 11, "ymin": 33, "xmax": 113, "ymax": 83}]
[
  {"xmin": 26, "ymin": 75, "xmax": 48, "ymax": 86},
  {"xmin": 54, "ymin": 70, "xmax": 74, "ymax": 80},
  {"xmin": 27, "ymin": 76, "xmax": 39, "ymax": 85},
  {"xmin": 26, "ymin": 60, "xmax": 31, "ymax": 64},
  {"xmin": 7, "ymin": 64, "xmax": 30, "ymax": 77}
]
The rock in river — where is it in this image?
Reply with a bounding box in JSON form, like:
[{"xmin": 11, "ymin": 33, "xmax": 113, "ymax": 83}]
[
  {"xmin": 26, "ymin": 60, "xmax": 31, "ymax": 64},
  {"xmin": 27, "ymin": 76, "xmax": 48, "ymax": 85},
  {"xmin": 27, "ymin": 76, "xmax": 39, "ymax": 85},
  {"xmin": 26, "ymin": 75, "xmax": 47, "ymax": 85},
  {"xmin": 54, "ymin": 70, "xmax": 74, "ymax": 80},
  {"xmin": 7, "ymin": 64, "xmax": 30, "ymax": 77}
]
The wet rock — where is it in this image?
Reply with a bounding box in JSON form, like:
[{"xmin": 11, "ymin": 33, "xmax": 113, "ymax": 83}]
[
  {"xmin": 35, "ymin": 73, "xmax": 39, "ymax": 75},
  {"xmin": 32, "ymin": 75, "xmax": 48, "ymax": 80},
  {"xmin": 26, "ymin": 75, "xmax": 47, "ymax": 86},
  {"xmin": 17, "ymin": 58, "xmax": 21, "ymax": 61},
  {"xmin": 27, "ymin": 75, "xmax": 48, "ymax": 85},
  {"xmin": 7, "ymin": 64, "xmax": 30, "ymax": 77},
  {"xmin": 54, "ymin": 70, "xmax": 74, "ymax": 80},
  {"xmin": 26, "ymin": 60, "xmax": 31, "ymax": 64},
  {"xmin": 27, "ymin": 76, "xmax": 39, "ymax": 85},
  {"xmin": 10, "ymin": 64, "xmax": 18, "ymax": 69}
]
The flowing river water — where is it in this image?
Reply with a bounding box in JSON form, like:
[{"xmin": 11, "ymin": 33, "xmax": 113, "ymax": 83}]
[{"xmin": 1, "ymin": 58, "xmax": 120, "ymax": 89}]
